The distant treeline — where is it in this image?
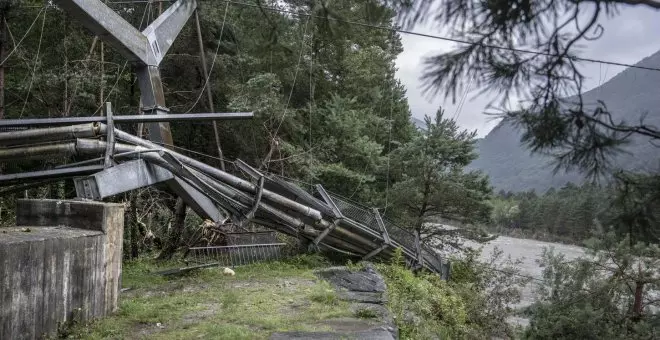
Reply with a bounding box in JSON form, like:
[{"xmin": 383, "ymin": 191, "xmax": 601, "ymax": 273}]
[{"xmin": 489, "ymin": 183, "xmax": 616, "ymax": 244}]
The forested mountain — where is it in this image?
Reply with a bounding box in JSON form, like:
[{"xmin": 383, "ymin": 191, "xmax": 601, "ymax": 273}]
[
  {"xmin": 470, "ymin": 49, "xmax": 660, "ymax": 192},
  {"xmin": 411, "ymin": 116, "xmax": 426, "ymax": 130}
]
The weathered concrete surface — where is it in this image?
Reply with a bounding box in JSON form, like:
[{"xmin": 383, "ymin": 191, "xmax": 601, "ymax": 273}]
[
  {"xmin": 1, "ymin": 199, "xmax": 124, "ymax": 340},
  {"xmin": 271, "ymin": 263, "xmax": 397, "ymax": 340}
]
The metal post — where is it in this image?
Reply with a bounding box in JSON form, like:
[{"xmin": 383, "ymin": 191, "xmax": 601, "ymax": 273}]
[
  {"xmin": 104, "ymin": 102, "xmax": 115, "ymax": 168},
  {"xmin": 373, "ymin": 208, "xmax": 391, "ymax": 245}
]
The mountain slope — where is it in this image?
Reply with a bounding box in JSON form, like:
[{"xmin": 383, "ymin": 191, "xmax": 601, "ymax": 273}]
[{"xmin": 470, "ymin": 49, "xmax": 660, "ymax": 192}]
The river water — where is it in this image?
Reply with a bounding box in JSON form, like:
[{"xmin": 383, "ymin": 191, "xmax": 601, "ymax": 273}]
[{"xmin": 474, "ymin": 236, "xmax": 586, "ymax": 308}]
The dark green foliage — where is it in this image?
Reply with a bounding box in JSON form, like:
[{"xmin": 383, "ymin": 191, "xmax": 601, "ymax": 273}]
[
  {"xmin": 378, "ymin": 247, "xmax": 528, "ymax": 339},
  {"xmin": 490, "ymin": 182, "xmax": 609, "ymax": 243},
  {"xmin": 523, "ymin": 233, "xmax": 660, "ymax": 339},
  {"xmin": 491, "ymin": 175, "xmax": 660, "ymax": 245},
  {"xmin": 378, "ymin": 249, "xmax": 470, "ymax": 339},
  {"xmin": 387, "ymin": 108, "xmax": 493, "ymax": 247}
]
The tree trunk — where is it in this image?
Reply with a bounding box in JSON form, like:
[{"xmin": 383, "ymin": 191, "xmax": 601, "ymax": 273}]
[
  {"xmin": 632, "ymin": 280, "xmax": 644, "ymax": 321},
  {"xmin": 632, "ymin": 262, "xmax": 644, "ymax": 322},
  {"xmin": 158, "ymin": 198, "xmax": 187, "ymax": 260}
]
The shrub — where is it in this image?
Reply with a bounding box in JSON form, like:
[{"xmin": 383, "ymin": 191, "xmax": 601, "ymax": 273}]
[{"xmin": 378, "ymin": 249, "xmax": 468, "ymax": 339}]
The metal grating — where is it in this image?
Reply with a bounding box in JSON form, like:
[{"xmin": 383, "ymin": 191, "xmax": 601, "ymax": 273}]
[
  {"xmin": 328, "ymin": 193, "xmax": 382, "ymax": 234},
  {"xmin": 382, "ymin": 217, "xmax": 416, "ymax": 252},
  {"xmin": 186, "ymin": 243, "xmax": 287, "ymax": 267}
]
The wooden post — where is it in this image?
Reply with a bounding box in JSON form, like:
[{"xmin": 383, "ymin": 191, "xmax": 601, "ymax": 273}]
[{"xmin": 194, "ymin": 10, "xmax": 225, "ymax": 171}]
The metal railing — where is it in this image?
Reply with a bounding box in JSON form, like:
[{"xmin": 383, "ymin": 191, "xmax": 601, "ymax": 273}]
[
  {"xmin": 322, "ymin": 189, "xmax": 449, "ymax": 278},
  {"xmin": 328, "ymin": 193, "xmax": 382, "ymax": 234},
  {"xmin": 185, "ymin": 243, "xmax": 287, "ymax": 268}
]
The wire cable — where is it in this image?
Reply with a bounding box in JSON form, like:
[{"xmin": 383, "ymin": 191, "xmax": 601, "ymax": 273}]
[
  {"xmin": 92, "ymin": 1, "xmax": 152, "ymax": 115},
  {"xmin": 222, "ymin": 0, "xmax": 660, "ymax": 73},
  {"xmin": 0, "ymin": 5, "xmax": 46, "ymax": 67},
  {"xmin": 270, "ymin": 15, "xmax": 311, "ymax": 143},
  {"xmin": 19, "ymin": 7, "xmax": 47, "ymax": 118},
  {"xmin": 452, "ymin": 76, "xmax": 474, "ymax": 121},
  {"xmin": 185, "ymin": 2, "xmax": 230, "ymax": 113}
]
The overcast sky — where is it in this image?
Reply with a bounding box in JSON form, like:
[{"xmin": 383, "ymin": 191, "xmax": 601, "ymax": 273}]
[{"xmin": 395, "ymin": 5, "xmax": 660, "ymax": 137}]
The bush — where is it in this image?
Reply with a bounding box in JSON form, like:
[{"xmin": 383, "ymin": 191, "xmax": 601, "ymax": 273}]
[
  {"xmin": 378, "ymin": 247, "xmax": 528, "ymax": 339},
  {"xmin": 450, "ymin": 247, "xmax": 529, "ymax": 339},
  {"xmin": 377, "ymin": 249, "xmax": 468, "ymax": 339}
]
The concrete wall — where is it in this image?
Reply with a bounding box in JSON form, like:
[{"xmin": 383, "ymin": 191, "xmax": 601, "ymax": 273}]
[{"xmin": 1, "ymin": 199, "xmax": 124, "ymax": 340}]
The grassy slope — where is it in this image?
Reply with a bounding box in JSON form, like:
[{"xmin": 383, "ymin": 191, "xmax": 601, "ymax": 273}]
[{"xmin": 58, "ymin": 256, "xmax": 354, "ymax": 340}]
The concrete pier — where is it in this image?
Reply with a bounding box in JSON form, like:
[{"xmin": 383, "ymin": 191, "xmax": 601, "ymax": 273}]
[{"xmin": 1, "ymin": 199, "xmax": 124, "ymax": 340}]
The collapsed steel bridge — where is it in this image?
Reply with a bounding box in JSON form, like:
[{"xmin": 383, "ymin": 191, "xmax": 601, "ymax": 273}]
[
  {"xmin": 0, "ymin": 116, "xmax": 450, "ymax": 277},
  {"xmin": 0, "ymin": 0, "xmax": 450, "ymax": 277}
]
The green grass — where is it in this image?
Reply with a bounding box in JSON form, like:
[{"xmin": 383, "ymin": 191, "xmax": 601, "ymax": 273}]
[
  {"xmin": 309, "ymin": 280, "xmax": 339, "ymax": 305},
  {"xmin": 354, "ymin": 307, "xmax": 379, "ymax": 319},
  {"xmin": 59, "ymin": 254, "xmax": 353, "ymax": 339}
]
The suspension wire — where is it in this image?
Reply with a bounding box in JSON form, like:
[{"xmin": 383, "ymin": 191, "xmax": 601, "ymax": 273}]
[
  {"xmin": 383, "ymin": 31, "xmax": 396, "ymax": 215},
  {"xmin": 92, "ymin": 1, "xmax": 153, "ymax": 116},
  {"xmin": 0, "ymin": 5, "xmax": 46, "ymax": 66},
  {"xmin": 268, "ymin": 15, "xmax": 311, "ymax": 156},
  {"xmin": 452, "ymin": 76, "xmax": 473, "ymax": 121},
  {"xmin": 223, "ymin": 0, "xmax": 660, "ymax": 73},
  {"xmin": 185, "ymin": 2, "xmax": 230, "ymax": 113},
  {"xmin": 308, "ymin": 32, "xmax": 314, "ymax": 191},
  {"xmin": 19, "ymin": 6, "xmax": 47, "ymax": 118}
]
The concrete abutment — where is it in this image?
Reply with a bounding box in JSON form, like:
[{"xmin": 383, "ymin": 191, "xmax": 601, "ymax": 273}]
[{"xmin": 1, "ymin": 199, "xmax": 124, "ymax": 340}]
